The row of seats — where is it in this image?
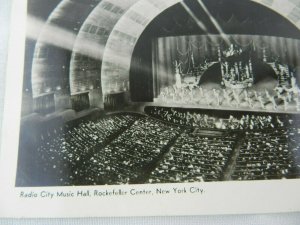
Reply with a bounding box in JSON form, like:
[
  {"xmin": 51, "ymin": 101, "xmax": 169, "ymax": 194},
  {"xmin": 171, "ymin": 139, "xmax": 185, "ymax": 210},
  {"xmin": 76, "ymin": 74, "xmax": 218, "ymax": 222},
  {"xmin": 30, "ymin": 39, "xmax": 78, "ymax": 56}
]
[{"xmin": 148, "ymin": 131, "xmax": 237, "ymax": 183}]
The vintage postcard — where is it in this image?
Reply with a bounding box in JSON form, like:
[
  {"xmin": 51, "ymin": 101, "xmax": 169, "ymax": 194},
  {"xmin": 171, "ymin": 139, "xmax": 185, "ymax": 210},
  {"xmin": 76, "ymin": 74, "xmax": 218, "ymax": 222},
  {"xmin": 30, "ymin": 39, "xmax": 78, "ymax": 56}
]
[{"xmin": 1, "ymin": 0, "xmax": 300, "ymax": 218}]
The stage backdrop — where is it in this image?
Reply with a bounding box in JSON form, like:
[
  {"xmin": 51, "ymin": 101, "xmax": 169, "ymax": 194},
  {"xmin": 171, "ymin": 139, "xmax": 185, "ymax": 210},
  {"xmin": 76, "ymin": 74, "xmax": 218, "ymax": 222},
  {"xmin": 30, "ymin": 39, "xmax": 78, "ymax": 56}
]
[{"xmin": 151, "ymin": 35, "xmax": 300, "ymax": 98}]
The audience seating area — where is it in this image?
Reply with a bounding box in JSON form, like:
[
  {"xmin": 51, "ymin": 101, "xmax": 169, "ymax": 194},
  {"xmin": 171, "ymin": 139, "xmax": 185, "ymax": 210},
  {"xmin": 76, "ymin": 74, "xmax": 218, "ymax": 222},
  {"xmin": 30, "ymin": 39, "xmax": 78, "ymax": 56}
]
[
  {"xmin": 232, "ymin": 128, "xmax": 298, "ymax": 180},
  {"xmin": 82, "ymin": 117, "xmax": 182, "ymax": 185},
  {"xmin": 16, "ymin": 109, "xmax": 300, "ymax": 186},
  {"xmin": 36, "ymin": 114, "xmax": 136, "ymax": 185},
  {"xmin": 148, "ymin": 131, "xmax": 237, "ymax": 183},
  {"xmin": 287, "ymin": 118, "xmax": 300, "ymax": 173}
]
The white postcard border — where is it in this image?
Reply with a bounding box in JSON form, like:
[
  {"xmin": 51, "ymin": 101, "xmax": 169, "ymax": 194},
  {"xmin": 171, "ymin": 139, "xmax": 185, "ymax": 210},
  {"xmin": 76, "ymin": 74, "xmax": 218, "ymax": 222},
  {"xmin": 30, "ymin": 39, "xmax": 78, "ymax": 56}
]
[{"xmin": 0, "ymin": 0, "xmax": 300, "ymax": 218}]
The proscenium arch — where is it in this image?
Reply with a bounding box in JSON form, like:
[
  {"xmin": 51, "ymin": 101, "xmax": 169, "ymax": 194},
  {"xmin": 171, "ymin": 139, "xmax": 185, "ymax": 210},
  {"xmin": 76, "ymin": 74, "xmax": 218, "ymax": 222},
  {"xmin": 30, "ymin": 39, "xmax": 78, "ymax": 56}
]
[
  {"xmin": 101, "ymin": 0, "xmax": 179, "ymax": 95},
  {"xmin": 101, "ymin": 0, "xmax": 300, "ymax": 101}
]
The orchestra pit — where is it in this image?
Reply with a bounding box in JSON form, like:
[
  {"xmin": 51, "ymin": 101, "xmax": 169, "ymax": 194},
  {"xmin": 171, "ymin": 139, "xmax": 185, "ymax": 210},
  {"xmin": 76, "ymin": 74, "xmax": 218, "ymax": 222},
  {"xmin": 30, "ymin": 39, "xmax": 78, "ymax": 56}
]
[{"xmin": 16, "ymin": 0, "xmax": 300, "ymax": 186}]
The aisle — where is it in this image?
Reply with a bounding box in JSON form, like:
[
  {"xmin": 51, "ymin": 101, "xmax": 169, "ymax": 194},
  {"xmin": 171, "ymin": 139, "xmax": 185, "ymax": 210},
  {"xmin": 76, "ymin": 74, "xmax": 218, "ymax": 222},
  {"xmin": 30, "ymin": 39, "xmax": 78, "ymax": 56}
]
[{"xmin": 222, "ymin": 132, "xmax": 246, "ymax": 181}]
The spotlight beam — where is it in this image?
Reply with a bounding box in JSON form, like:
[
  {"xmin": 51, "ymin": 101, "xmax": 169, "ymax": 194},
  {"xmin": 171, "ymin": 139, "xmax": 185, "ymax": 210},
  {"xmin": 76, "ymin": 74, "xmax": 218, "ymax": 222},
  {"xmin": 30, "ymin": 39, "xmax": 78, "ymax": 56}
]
[
  {"xmin": 197, "ymin": 0, "xmax": 230, "ymax": 45},
  {"xmin": 27, "ymin": 15, "xmax": 105, "ymax": 60},
  {"xmin": 179, "ymin": 1, "xmax": 209, "ymax": 33}
]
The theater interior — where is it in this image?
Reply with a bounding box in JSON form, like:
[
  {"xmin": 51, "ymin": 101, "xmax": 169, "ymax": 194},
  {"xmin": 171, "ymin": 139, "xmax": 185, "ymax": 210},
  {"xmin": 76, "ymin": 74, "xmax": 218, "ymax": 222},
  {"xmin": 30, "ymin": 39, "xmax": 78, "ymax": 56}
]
[{"xmin": 16, "ymin": 0, "xmax": 300, "ymax": 186}]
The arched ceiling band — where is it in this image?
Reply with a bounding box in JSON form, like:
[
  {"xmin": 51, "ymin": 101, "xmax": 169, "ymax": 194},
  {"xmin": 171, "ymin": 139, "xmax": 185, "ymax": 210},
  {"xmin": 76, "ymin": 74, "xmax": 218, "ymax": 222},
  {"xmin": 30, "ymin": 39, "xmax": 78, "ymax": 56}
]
[
  {"xmin": 69, "ymin": 0, "xmax": 138, "ymax": 96},
  {"xmin": 31, "ymin": 0, "xmax": 100, "ymax": 101}
]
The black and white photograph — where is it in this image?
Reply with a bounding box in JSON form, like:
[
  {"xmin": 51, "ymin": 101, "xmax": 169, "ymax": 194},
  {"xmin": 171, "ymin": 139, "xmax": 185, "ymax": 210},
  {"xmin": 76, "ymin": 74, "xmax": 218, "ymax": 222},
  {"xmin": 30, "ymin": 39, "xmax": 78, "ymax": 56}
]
[{"xmin": 13, "ymin": 0, "xmax": 300, "ymax": 190}]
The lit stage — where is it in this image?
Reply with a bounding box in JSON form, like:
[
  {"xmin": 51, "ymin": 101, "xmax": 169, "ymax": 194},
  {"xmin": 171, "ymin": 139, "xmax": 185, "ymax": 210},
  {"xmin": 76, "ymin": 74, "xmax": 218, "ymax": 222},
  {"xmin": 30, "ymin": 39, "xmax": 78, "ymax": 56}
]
[
  {"xmin": 148, "ymin": 35, "xmax": 300, "ymax": 114},
  {"xmin": 152, "ymin": 84, "xmax": 300, "ymax": 114}
]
